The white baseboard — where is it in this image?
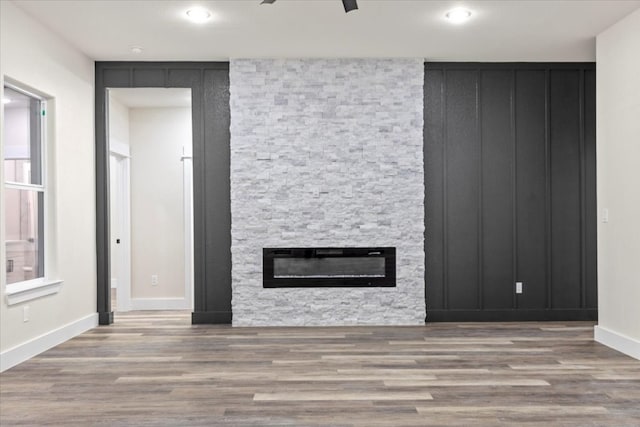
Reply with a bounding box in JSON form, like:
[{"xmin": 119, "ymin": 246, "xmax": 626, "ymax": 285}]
[
  {"xmin": 130, "ymin": 298, "xmax": 191, "ymax": 311},
  {"xmin": 594, "ymin": 325, "xmax": 640, "ymax": 360},
  {"xmin": 0, "ymin": 313, "xmax": 98, "ymax": 372}
]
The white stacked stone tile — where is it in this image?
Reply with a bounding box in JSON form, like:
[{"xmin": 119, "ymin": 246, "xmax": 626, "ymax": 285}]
[{"xmin": 230, "ymin": 59, "xmax": 425, "ymax": 326}]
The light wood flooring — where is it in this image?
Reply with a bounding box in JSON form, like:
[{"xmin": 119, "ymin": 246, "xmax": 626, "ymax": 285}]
[{"xmin": 1, "ymin": 313, "xmax": 639, "ymax": 426}]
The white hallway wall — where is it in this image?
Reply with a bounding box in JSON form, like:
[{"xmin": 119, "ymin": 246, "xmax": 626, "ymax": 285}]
[
  {"xmin": 108, "ymin": 94, "xmax": 130, "ymax": 149},
  {"xmin": 595, "ymin": 8, "xmax": 640, "ymax": 360},
  {"xmin": 129, "ymin": 107, "xmax": 190, "ymax": 304},
  {"xmin": 108, "ymin": 94, "xmax": 130, "ymax": 288},
  {"xmin": 1, "ymin": 1, "xmax": 97, "ymax": 370}
]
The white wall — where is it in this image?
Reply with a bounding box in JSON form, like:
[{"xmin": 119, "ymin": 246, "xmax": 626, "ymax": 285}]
[
  {"xmin": 594, "ymin": 8, "xmax": 640, "ymax": 360},
  {"xmin": 108, "ymin": 94, "xmax": 130, "ymax": 152},
  {"xmin": 108, "ymin": 95, "xmax": 130, "ymax": 287},
  {"xmin": 1, "ymin": 1, "xmax": 97, "ymax": 368},
  {"xmin": 129, "ymin": 108, "xmax": 191, "ymax": 302}
]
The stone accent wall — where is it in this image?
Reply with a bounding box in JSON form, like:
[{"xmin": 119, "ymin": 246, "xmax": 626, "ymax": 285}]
[{"xmin": 230, "ymin": 59, "xmax": 425, "ymax": 326}]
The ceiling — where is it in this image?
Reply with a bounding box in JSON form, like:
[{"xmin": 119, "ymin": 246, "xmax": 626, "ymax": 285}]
[
  {"xmin": 109, "ymin": 88, "xmax": 191, "ymax": 109},
  {"xmin": 13, "ymin": 0, "xmax": 640, "ymax": 61}
]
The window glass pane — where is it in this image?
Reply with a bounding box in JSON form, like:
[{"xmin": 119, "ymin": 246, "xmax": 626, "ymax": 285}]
[
  {"xmin": 4, "ymin": 188, "xmax": 44, "ymax": 284},
  {"xmin": 3, "ymin": 86, "xmax": 42, "ymax": 185}
]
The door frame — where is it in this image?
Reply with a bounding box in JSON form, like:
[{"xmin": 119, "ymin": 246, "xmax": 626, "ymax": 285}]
[
  {"xmin": 108, "ymin": 148, "xmax": 132, "ymax": 312},
  {"xmin": 95, "ymin": 62, "xmax": 232, "ymax": 325},
  {"xmin": 181, "ymin": 145, "xmax": 194, "ymax": 310}
]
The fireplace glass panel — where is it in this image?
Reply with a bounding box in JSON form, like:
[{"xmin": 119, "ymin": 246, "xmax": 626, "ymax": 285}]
[
  {"xmin": 263, "ymin": 247, "xmax": 395, "ymax": 288},
  {"xmin": 274, "ymin": 257, "xmax": 385, "ymax": 279}
]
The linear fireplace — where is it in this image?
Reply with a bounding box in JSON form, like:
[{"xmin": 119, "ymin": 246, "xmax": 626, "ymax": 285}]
[{"xmin": 263, "ymin": 247, "xmax": 396, "ymax": 288}]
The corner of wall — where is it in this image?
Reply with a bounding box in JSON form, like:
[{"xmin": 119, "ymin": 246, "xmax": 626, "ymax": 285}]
[
  {"xmin": 594, "ymin": 325, "xmax": 640, "ymax": 360},
  {"xmin": 595, "ymin": 7, "xmax": 640, "ymax": 353},
  {"xmin": 1, "ymin": 313, "xmax": 98, "ymax": 372}
]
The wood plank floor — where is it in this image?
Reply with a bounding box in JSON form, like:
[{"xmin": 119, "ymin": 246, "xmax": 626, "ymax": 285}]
[{"xmin": 1, "ymin": 313, "xmax": 639, "ymax": 426}]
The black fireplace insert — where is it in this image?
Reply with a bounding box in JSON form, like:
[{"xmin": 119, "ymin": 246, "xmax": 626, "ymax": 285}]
[{"xmin": 263, "ymin": 247, "xmax": 396, "ymax": 288}]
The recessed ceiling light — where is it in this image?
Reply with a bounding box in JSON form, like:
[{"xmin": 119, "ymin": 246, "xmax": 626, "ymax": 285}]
[
  {"xmin": 445, "ymin": 7, "xmax": 472, "ymax": 24},
  {"xmin": 185, "ymin": 7, "xmax": 211, "ymax": 24},
  {"xmin": 2, "ymin": 97, "xmax": 11, "ymax": 104},
  {"xmin": 131, "ymin": 46, "xmax": 143, "ymax": 54}
]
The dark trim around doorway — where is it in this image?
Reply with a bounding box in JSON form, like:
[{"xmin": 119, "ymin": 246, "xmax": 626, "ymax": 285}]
[{"xmin": 95, "ymin": 62, "xmax": 231, "ymax": 325}]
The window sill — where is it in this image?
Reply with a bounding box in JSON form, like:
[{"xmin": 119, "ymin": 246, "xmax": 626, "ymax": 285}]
[{"xmin": 5, "ymin": 279, "xmax": 63, "ymax": 306}]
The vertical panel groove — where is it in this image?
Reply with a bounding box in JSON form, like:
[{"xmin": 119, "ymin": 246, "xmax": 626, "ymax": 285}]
[
  {"xmin": 579, "ymin": 69, "xmax": 587, "ymax": 309},
  {"xmin": 476, "ymin": 69, "xmax": 483, "ymax": 310},
  {"xmin": 198, "ymin": 67, "xmax": 206, "ymax": 311},
  {"xmin": 442, "ymin": 70, "xmax": 449, "ymax": 310},
  {"xmin": 544, "ymin": 69, "xmax": 552, "ymax": 310},
  {"xmin": 511, "ymin": 69, "xmax": 518, "ymax": 310}
]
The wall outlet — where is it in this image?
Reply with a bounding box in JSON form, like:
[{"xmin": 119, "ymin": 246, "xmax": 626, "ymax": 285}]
[
  {"xmin": 23, "ymin": 305, "xmax": 29, "ymax": 322},
  {"xmin": 515, "ymin": 282, "xmax": 523, "ymax": 294},
  {"xmin": 602, "ymin": 208, "xmax": 609, "ymax": 223},
  {"xmin": 151, "ymin": 275, "xmax": 159, "ymax": 286}
]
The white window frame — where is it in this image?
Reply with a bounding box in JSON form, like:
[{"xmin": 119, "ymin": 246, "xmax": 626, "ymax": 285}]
[{"xmin": 3, "ymin": 80, "xmax": 62, "ymax": 305}]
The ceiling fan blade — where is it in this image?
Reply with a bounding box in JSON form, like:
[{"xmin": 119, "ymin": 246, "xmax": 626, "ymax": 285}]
[
  {"xmin": 260, "ymin": 0, "xmax": 357, "ymax": 13},
  {"xmin": 342, "ymin": 0, "xmax": 358, "ymax": 13}
]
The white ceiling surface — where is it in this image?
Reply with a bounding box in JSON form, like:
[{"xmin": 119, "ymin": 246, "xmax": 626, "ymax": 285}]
[
  {"xmin": 13, "ymin": 0, "xmax": 640, "ymax": 61},
  {"xmin": 109, "ymin": 88, "xmax": 192, "ymax": 108}
]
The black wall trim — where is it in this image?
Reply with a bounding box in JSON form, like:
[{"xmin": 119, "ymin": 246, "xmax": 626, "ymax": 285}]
[
  {"xmin": 427, "ymin": 62, "xmax": 596, "ymax": 70},
  {"xmin": 427, "ymin": 309, "xmax": 597, "ymax": 322},
  {"xmin": 424, "ymin": 62, "xmax": 597, "ymax": 322},
  {"xmin": 95, "ymin": 62, "xmax": 231, "ymax": 325},
  {"xmin": 191, "ymin": 311, "xmax": 233, "ymax": 324},
  {"xmin": 98, "ymin": 311, "xmax": 114, "ymax": 325}
]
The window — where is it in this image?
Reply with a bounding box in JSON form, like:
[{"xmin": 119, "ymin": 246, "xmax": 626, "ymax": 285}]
[{"xmin": 3, "ymin": 82, "xmax": 60, "ymax": 303}]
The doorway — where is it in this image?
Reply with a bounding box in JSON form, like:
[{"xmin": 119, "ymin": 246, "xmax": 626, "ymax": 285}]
[
  {"xmin": 107, "ymin": 87, "xmax": 193, "ymax": 315},
  {"xmin": 95, "ymin": 62, "xmax": 232, "ymax": 326},
  {"xmin": 109, "ymin": 152, "xmax": 130, "ymax": 311}
]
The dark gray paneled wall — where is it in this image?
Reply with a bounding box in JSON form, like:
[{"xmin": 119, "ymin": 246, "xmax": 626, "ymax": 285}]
[
  {"xmin": 95, "ymin": 62, "xmax": 231, "ymax": 324},
  {"xmin": 424, "ymin": 63, "xmax": 597, "ymax": 321}
]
